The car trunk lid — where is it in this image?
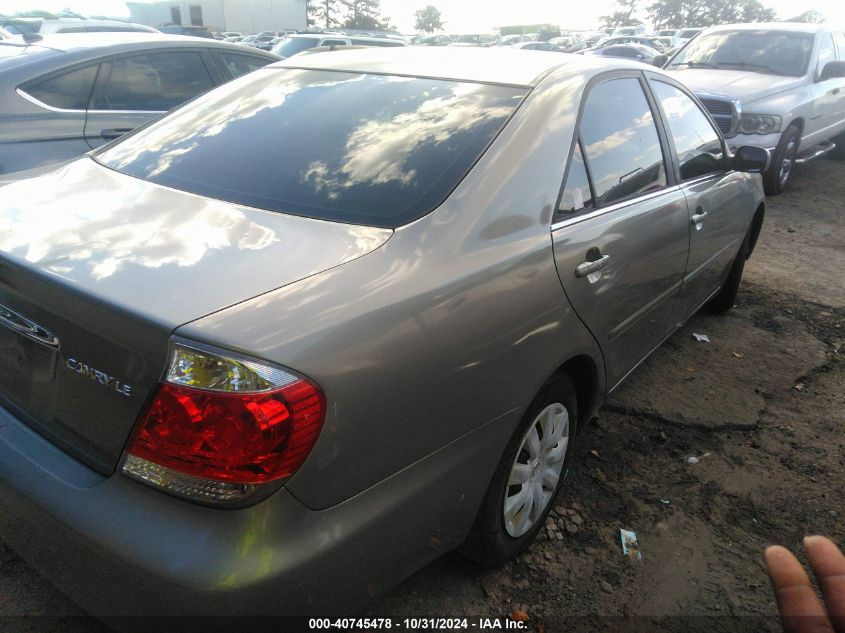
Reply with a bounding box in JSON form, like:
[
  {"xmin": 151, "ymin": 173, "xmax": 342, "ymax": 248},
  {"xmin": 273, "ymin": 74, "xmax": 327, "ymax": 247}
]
[{"xmin": 0, "ymin": 158, "xmax": 392, "ymax": 472}]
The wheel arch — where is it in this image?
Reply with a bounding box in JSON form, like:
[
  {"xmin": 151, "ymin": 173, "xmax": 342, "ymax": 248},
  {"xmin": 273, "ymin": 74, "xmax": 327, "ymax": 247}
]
[
  {"xmin": 549, "ymin": 354, "xmax": 601, "ymax": 433},
  {"xmin": 747, "ymin": 202, "xmax": 765, "ymax": 259}
]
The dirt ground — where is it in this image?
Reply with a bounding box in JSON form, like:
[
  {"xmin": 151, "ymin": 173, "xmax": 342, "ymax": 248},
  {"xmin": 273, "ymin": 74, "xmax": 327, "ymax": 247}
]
[{"xmin": 1, "ymin": 159, "xmax": 843, "ymax": 632}]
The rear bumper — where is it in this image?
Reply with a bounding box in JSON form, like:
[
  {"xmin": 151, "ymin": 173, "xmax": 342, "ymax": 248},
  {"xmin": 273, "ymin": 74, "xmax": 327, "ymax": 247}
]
[{"xmin": 0, "ymin": 402, "xmax": 517, "ymax": 616}]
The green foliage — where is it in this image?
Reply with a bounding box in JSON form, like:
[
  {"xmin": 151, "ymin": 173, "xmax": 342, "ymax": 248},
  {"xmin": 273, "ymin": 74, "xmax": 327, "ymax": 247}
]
[
  {"xmin": 786, "ymin": 10, "xmax": 825, "ymax": 23},
  {"xmin": 647, "ymin": 0, "xmax": 776, "ymax": 29},
  {"xmin": 601, "ymin": 0, "xmax": 641, "ymax": 28},
  {"xmin": 414, "ymin": 5, "xmax": 444, "ymax": 33},
  {"xmin": 341, "ymin": 0, "xmax": 386, "ymax": 30},
  {"xmin": 307, "ymin": 0, "xmax": 342, "ymax": 29}
]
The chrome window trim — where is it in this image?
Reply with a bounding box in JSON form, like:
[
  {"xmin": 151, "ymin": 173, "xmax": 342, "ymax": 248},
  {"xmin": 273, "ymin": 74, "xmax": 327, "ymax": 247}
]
[
  {"xmin": 551, "ymin": 184, "xmax": 682, "ymax": 231},
  {"xmin": 17, "ymin": 88, "xmax": 166, "ymax": 115}
]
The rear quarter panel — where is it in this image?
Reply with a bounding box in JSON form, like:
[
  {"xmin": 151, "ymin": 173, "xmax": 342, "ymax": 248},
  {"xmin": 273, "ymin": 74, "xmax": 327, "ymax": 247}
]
[{"xmin": 178, "ymin": 68, "xmax": 606, "ymax": 510}]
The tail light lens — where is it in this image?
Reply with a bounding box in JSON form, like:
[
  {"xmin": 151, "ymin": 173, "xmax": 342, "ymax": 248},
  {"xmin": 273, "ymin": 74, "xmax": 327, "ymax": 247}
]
[{"xmin": 121, "ymin": 342, "xmax": 325, "ymax": 505}]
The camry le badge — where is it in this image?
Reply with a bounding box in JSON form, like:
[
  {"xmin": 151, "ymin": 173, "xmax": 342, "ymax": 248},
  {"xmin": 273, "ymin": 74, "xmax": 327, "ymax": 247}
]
[{"xmin": 66, "ymin": 358, "xmax": 133, "ymax": 397}]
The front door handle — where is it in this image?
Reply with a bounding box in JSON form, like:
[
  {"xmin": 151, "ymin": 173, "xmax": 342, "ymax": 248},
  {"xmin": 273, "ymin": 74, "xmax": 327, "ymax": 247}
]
[
  {"xmin": 691, "ymin": 209, "xmax": 708, "ymax": 228},
  {"xmin": 575, "ymin": 254, "xmax": 611, "ymax": 278},
  {"xmin": 101, "ymin": 128, "xmax": 132, "ymax": 140}
]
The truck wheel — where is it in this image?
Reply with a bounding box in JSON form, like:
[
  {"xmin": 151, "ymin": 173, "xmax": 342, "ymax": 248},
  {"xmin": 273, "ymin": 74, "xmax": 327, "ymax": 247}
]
[
  {"xmin": 763, "ymin": 124, "xmax": 800, "ymax": 195},
  {"xmin": 460, "ymin": 375, "xmax": 577, "ymax": 566}
]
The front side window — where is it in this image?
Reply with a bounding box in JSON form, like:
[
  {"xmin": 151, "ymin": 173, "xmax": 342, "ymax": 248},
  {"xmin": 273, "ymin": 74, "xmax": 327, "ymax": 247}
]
[
  {"xmin": 96, "ymin": 69, "xmax": 526, "ymax": 228},
  {"xmin": 817, "ymin": 33, "xmax": 836, "ymax": 78},
  {"xmin": 23, "ymin": 64, "xmax": 98, "ymax": 110},
  {"xmin": 92, "ymin": 51, "xmax": 213, "ymax": 111},
  {"xmin": 652, "ymin": 81, "xmax": 726, "ymax": 181},
  {"xmin": 579, "ymin": 78, "xmax": 667, "ymax": 206}
]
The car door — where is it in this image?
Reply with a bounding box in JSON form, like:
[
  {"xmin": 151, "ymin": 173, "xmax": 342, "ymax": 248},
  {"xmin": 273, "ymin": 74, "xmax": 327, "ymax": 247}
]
[
  {"xmin": 809, "ymin": 32, "xmax": 844, "ymax": 144},
  {"xmin": 83, "ymin": 49, "xmax": 215, "ymax": 148},
  {"xmin": 648, "ymin": 76, "xmax": 749, "ymax": 324},
  {"xmin": 551, "ymin": 73, "xmax": 690, "ymax": 390}
]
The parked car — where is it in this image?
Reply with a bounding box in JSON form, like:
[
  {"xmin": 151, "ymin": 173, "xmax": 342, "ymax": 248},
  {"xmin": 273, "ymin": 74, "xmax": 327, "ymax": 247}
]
[
  {"xmin": 413, "ymin": 33, "xmax": 452, "ymax": 46},
  {"xmin": 548, "ymin": 35, "xmax": 586, "ymax": 52},
  {"xmin": 665, "ymin": 22, "xmax": 845, "ymax": 193},
  {"xmin": 449, "ymin": 33, "xmax": 499, "ymax": 46},
  {"xmin": 221, "ymin": 31, "xmax": 242, "ymax": 38},
  {"xmin": 157, "ymin": 24, "xmax": 214, "ymax": 39},
  {"xmin": 0, "ymin": 46, "xmax": 768, "ymax": 617},
  {"xmin": 586, "ymin": 43, "xmax": 668, "ymax": 66},
  {"xmin": 245, "ymin": 34, "xmax": 277, "ymax": 50},
  {"xmin": 613, "ymin": 25, "xmax": 646, "ymax": 36},
  {"xmin": 586, "ymin": 35, "xmax": 667, "ymax": 53},
  {"xmin": 270, "ymin": 33, "xmax": 405, "ymax": 58},
  {"xmin": 675, "ymin": 27, "xmax": 703, "ymax": 45},
  {"xmin": 1, "ymin": 16, "xmax": 156, "ymax": 36},
  {"xmin": 511, "ymin": 41, "xmax": 564, "ymax": 52},
  {"xmin": 223, "ymin": 35, "xmax": 243, "ymax": 43},
  {"xmin": 0, "ymin": 33, "xmax": 278, "ymax": 175}
]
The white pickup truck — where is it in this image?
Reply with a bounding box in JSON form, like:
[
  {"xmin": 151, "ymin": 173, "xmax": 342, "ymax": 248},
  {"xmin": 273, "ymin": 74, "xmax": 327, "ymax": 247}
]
[{"xmin": 666, "ymin": 22, "xmax": 845, "ymax": 194}]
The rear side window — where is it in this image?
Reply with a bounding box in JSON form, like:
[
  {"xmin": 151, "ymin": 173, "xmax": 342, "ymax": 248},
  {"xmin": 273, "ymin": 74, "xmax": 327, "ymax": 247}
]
[
  {"xmin": 558, "ymin": 141, "xmax": 594, "ymax": 214},
  {"xmin": 652, "ymin": 81, "xmax": 726, "ymax": 181},
  {"xmin": 92, "ymin": 51, "xmax": 213, "ymax": 111},
  {"xmin": 97, "ymin": 69, "xmax": 526, "ymax": 228},
  {"xmin": 579, "ymin": 78, "xmax": 667, "ymax": 206},
  {"xmin": 23, "ymin": 64, "xmax": 98, "ymax": 110},
  {"xmin": 215, "ymin": 51, "xmax": 272, "ymax": 79}
]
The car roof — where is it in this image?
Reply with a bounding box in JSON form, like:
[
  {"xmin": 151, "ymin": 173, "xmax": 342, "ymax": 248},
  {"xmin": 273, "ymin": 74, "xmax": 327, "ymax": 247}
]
[
  {"xmin": 705, "ymin": 22, "xmax": 827, "ymax": 34},
  {"xmin": 272, "ymin": 46, "xmax": 656, "ymax": 87},
  {"xmin": 0, "ymin": 32, "xmax": 278, "ymax": 75}
]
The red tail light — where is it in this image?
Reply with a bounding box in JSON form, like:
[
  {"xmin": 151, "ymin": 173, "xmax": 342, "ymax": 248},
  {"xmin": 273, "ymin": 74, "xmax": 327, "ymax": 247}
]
[{"xmin": 122, "ymin": 342, "xmax": 325, "ymax": 504}]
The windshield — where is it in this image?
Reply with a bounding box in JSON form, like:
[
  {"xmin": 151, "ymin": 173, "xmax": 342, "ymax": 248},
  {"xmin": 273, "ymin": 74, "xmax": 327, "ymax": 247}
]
[
  {"xmin": 678, "ymin": 29, "xmax": 700, "ymax": 39},
  {"xmin": 272, "ymin": 36, "xmax": 319, "ymax": 57},
  {"xmin": 670, "ymin": 29, "xmax": 814, "ymax": 76},
  {"xmin": 96, "ymin": 69, "xmax": 526, "ymax": 229}
]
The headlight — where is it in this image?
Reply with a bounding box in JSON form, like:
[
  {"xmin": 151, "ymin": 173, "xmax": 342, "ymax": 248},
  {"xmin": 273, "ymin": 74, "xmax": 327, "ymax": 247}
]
[{"xmin": 738, "ymin": 114, "xmax": 782, "ymax": 135}]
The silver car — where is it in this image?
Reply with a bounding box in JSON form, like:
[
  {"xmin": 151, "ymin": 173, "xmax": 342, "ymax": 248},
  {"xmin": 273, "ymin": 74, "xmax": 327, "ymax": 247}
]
[
  {"xmin": 0, "ymin": 33, "xmax": 278, "ymax": 175},
  {"xmin": 0, "ymin": 47, "xmax": 767, "ymax": 616}
]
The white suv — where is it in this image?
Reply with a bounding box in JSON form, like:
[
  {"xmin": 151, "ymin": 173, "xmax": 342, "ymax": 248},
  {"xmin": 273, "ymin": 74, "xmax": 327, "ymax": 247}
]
[{"xmin": 666, "ymin": 22, "xmax": 845, "ymax": 194}]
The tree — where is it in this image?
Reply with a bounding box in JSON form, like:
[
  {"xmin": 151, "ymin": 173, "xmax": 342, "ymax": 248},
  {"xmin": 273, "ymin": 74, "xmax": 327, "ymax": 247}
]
[
  {"xmin": 648, "ymin": 0, "xmax": 776, "ymax": 29},
  {"xmin": 787, "ymin": 10, "xmax": 825, "ymax": 23},
  {"xmin": 414, "ymin": 5, "xmax": 444, "ymax": 33},
  {"xmin": 340, "ymin": 0, "xmax": 386, "ymax": 30},
  {"xmin": 601, "ymin": 0, "xmax": 641, "ymax": 28},
  {"xmin": 308, "ymin": 0, "xmax": 342, "ymax": 29}
]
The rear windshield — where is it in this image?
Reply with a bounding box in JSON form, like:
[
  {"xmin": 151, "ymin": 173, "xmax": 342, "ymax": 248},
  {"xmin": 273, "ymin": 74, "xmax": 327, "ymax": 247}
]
[
  {"xmin": 272, "ymin": 37, "xmax": 319, "ymax": 57},
  {"xmin": 96, "ymin": 69, "xmax": 526, "ymax": 228}
]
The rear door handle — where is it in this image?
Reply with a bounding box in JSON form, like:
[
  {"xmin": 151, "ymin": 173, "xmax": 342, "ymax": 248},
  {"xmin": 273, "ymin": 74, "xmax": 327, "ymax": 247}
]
[
  {"xmin": 575, "ymin": 254, "xmax": 610, "ymax": 278},
  {"xmin": 101, "ymin": 128, "xmax": 132, "ymax": 140}
]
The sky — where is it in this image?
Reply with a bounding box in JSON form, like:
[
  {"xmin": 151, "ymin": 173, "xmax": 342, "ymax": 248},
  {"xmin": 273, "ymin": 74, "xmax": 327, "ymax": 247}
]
[{"xmin": 1, "ymin": 0, "xmax": 843, "ymax": 33}]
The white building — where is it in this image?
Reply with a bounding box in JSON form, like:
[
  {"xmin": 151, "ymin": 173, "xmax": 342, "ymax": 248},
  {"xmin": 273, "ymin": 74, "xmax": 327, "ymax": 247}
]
[{"xmin": 126, "ymin": 0, "xmax": 306, "ymax": 34}]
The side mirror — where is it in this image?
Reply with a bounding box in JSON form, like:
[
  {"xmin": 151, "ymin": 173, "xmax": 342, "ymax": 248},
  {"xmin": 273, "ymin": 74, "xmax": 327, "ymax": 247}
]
[
  {"xmin": 820, "ymin": 60, "xmax": 845, "ymax": 81},
  {"xmin": 733, "ymin": 145, "xmax": 770, "ymax": 173},
  {"xmin": 653, "ymin": 54, "xmax": 668, "ymax": 67}
]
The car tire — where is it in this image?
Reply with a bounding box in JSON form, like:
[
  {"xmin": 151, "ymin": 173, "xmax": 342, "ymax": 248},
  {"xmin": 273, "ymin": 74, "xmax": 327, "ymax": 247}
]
[
  {"xmin": 703, "ymin": 231, "xmax": 750, "ymax": 315},
  {"xmin": 460, "ymin": 374, "xmax": 577, "ymax": 567},
  {"xmin": 763, "ymin": 124, "xmax": 800, "ymax": 195}
]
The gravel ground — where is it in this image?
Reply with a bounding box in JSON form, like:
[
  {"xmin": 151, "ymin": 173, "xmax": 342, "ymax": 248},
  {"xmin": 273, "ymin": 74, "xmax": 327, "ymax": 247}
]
[{"xmin": 1, "ymin": 159, "xmax": 843, "ymax": 632}]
